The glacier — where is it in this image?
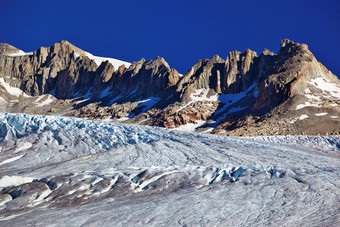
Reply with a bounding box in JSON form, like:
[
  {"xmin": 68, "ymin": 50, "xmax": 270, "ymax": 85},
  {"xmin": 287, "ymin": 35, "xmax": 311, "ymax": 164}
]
[{"xmin": 0, "ymin": 113, "xmax": 339, "ymax": 226}]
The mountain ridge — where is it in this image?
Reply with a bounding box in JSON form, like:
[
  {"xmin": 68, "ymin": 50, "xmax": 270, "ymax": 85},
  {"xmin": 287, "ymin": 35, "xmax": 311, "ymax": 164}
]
[{"xmin": 0, "ymin": 39, "xmax": 339, "ymax": 136}]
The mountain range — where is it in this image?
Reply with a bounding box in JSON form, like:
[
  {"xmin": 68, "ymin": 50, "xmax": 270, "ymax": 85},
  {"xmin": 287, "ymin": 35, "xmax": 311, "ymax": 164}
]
[{"xmin": 0, "ymin": 39, "xmax": 339, "ymax": 136}]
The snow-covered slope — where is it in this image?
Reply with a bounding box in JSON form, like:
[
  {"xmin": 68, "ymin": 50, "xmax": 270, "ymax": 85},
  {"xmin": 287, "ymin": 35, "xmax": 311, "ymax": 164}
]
[
  {"xmin": 7, "ymin": 50, "xmax": 33, "ymax": 57},
  {"xmin": 0, "ymin": 113, "xmax": 339, "ymax": 226},
  {"xmin": 74, "ymin": 50, "xmax": 131, "ymax": 70}
]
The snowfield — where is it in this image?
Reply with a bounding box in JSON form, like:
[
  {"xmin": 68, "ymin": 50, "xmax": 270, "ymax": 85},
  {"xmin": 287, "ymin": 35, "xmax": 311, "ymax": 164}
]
[{"xmin": 0, "ymin": 113, "xmax": 339, "ymax": 226}]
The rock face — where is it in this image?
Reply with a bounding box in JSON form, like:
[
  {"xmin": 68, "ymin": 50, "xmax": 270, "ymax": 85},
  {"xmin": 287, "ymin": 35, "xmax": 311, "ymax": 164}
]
[
  {"xmin": 0, "ymin": 43, "xmax": 21, "ymax": 55},
  {"xmin": 111, "ymin": 57, "xmax": 181, "ymax": 99},
  {"xmin": 0, "ymin": 39, "xmax": 339, "ymax": 136},
  {"xmin": 0, "ymin": 41, "xmax": 179, "ymax": 99}
]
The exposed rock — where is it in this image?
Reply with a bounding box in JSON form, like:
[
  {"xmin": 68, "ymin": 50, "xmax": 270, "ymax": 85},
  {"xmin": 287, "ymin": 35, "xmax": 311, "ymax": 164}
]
[
  {"xmin": 0, "ymin": 43, "xmax": 20, "ymax": 55},
  {"xmin": 0, "ymin": 39, "xmax": 339, "ymax": 136}
]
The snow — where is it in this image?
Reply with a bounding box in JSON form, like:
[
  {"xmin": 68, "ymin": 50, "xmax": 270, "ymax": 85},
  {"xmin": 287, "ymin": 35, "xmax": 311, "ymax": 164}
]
[
  {"xmin": 297, "ymin": 75, "xmax": 340, "ymax": 110},
  {"xmin": 178, "ymin": 84, "xmax": 255, "ymax": 114},
  {"xmin": 305, "ymin": 94, "xmax": 321, "ymax": 101},
  {"xmin": 0, "ymin": 78, "xmax": 29, "ymax": 97},
  {"xmin": 214, "ymin": 83, "xmax": 255, "ymax": 116},
  {"xmin": 331, "ymin": 116, "xmax": 338, "ymax": 119},
  {"xmin": 190, "ymin": 89, "xmax": 219, "ymax": 102},
  {"xmin": 0, "ymin": 113, "xmax": 339, "ymax": 226},
  {"xmin": 114, "ymin": 96, "xmax": 161, "ymax": 121},
  {"xmin": 295, "ymin": 101, "xmax": 319, "ymax": 110},
  {"xmin": 34, "ymin": 94, "xmax": 55, "ymax": 107},
  {"xmin": 308, "ymin": 78, "xmax": 340, "ymax": 99},
  {"xmin": 176, "ymin": 84, "xmax": 255, "ymax": 130},
  {"xmin": 176, "ymin": 89, "xmax": 217, "ymax": 112},
  {"xmin": 290, "ymin": 118, "xmax": 297, "ymax": 124},
  {"xmin": 84, "ymin": 51, "xmax": 131, "ymax": 70},
  {"xmin": 176, "ymin": 120, "xmax": 206, "ymax": 131},
  {"xmin": 315, "ymin": 112, "xmax": 328, "ymax": 116},
  {"xmin": 7, "ymin": 50, "xmax": 33, "ymax": 57},
  {"xmin": 299, "ymin": 114, "xmax": 309, "ymax": 120},
  {"xmin": 291, "ymin": 115, "xmax": 310, "ymax": 123}
]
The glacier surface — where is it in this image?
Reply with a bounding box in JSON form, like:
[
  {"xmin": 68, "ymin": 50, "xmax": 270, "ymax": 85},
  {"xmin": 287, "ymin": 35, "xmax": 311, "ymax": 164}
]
[{"xmin": 0, "ymin": 113, "xmax": 339, "ymax": 226}]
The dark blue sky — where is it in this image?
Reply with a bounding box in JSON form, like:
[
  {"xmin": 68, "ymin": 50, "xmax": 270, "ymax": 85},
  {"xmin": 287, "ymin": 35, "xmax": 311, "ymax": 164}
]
[{"xmin": 1, "ymin": 0, "xmax": 339, "ymax": 76}]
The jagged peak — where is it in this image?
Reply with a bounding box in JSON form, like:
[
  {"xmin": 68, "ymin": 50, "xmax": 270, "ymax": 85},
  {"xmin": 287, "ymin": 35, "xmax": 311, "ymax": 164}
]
[
  {"xmin": 0, "ymin": 43, "xmax": 18, "ymax": 49},
  {"xmin": 228, "ymin": 50, "xmax": 241, "ymax": 58},
  {"xmin": 280, "ymin": 39, "xmax": 296, "ymax": 48},
  {"xmin": 280, "ymin": 39, "xmax": 309, "ymax": 50},
  {"xmin": 51, "ymin": 40, "xmax": 85, "ymax": 55},
  {"xmin": 211, "ymin": 54, "xmax": 222, "ymax": 61},
  {"xmin": 147, "ymin": 56, "xmax": 170, "ymax": 69},
  {"xmin": 0, "ymin": 43, "xmax": 20, "ymax": 55},
  {"xmin": 262, "ymin": 48, "xmax": 275, "ymax": 56},
  {"xmin": 245, "ymin": 48, "xmax": 257, "ymax": 57},
  {"xmin": 278, "ymin": 39, "xmax": 310, "ymax": 57},
  {"xmin": 57, "ymin": 40, "xmax": 72, "ymax": 45}
]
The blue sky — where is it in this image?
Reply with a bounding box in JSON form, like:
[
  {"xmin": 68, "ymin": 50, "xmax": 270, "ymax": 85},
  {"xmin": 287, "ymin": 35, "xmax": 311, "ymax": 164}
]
[{"xmin": 1, "ymin": 0, "xmax": 339, "ymax": 76}]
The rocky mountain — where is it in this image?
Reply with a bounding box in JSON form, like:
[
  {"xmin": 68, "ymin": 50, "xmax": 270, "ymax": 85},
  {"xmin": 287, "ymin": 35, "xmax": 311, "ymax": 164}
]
[{"xmin": 0, "ymin": 39, "xmax": 339, "ymax": 136}]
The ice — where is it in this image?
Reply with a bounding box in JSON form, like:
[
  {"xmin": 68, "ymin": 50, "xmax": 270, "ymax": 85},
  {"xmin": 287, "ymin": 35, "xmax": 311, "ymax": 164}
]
[
  {"xmin": 0, "ymin": 154, "xmax": 24, "ymax": 166},
  {"xmin": 0, "ymin": 176, "xmax": 35, "ymax": 188},
  {"xmin": 14, "ymin": 142, "xmax": 32, "ymax": 152},
  {"xmin": 0, "ymin": 113, "xmax": 339, "ymax": 226}
]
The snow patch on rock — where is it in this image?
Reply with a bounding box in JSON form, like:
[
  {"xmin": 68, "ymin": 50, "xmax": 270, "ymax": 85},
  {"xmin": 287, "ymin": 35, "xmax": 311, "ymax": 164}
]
[
  {"xmin": 7, "ymin": 50, "xmax": 33, "ymax": 57},
  {"xmin": 299, "ymin": 114, "xmax": 309, "ymax": 120},
  {"xmin": 0, "ymin": 78, "xmax": 29, "ymax": 97},
  {"xmin": 315, "ymin": 113, "xmax": 328, "ymax": 116},
  {"xmin": 84, "ymin": 51, "xmax": 131, "ymax": 70},
  {"xmin": 308, "ymin": 78, "xmax": 340, "ymax": 99}
]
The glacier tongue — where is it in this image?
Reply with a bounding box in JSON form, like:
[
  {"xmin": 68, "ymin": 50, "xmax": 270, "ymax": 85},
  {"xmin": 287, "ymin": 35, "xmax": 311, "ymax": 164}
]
[{"xmin": 0, "ymin": 113, "xmax": 339, "ymax": 226}]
